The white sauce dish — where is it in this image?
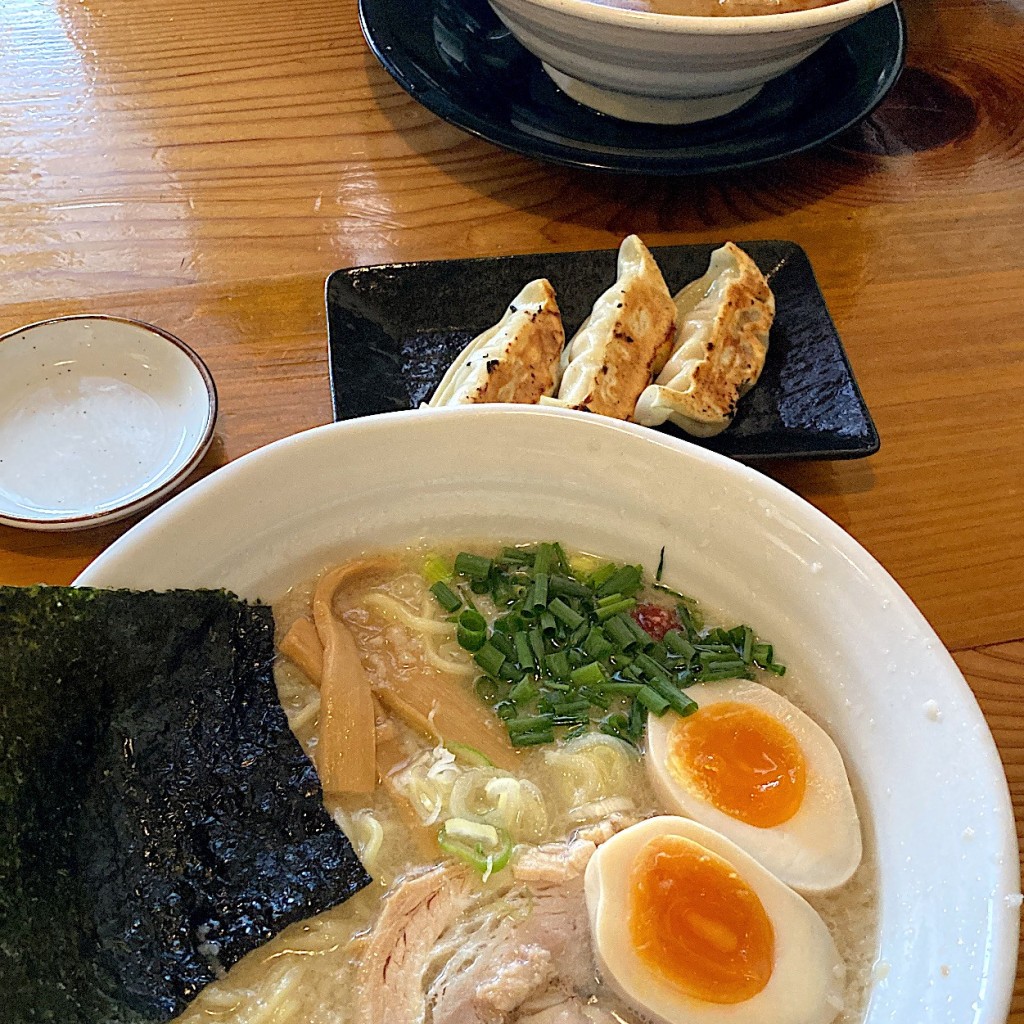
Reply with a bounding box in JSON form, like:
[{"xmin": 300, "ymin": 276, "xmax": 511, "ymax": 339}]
[{"xmin": 0, "ymin": 315, "xmax": 216, "ymax": 531}]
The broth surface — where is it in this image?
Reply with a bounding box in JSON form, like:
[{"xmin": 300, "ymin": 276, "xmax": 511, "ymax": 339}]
[{"xmin": 173, "ymin": 545, "xmax": 879, "ymax": 1024}]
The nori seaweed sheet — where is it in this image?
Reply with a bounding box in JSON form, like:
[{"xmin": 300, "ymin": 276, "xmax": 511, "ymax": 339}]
[{"xmin": 0, "ymin": 586, "xmax": 372, "ymax": 1023}]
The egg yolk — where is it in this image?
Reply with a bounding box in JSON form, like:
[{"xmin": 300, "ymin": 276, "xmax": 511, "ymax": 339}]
[
  {"xmin": 668, "ymin": 701, "xmax": 807, "ymax": 827},
  {"xmin": 629, "ymin": 834, "xmax": 775, "ymax": 1004}
]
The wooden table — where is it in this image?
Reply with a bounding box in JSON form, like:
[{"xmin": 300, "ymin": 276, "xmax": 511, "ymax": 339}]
[{"xmin": 1, "ymin": 0, "xmax": 1022, "ymax": 1015}]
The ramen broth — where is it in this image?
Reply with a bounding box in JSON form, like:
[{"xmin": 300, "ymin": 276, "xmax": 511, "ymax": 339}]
[{"xmin": 172, "ymin": 547, "xmax": 879, "ymax": 1024}]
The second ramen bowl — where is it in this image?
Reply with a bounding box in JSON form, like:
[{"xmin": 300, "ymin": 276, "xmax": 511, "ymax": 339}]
[{"xmin": 487, "ymin": 0, "xmax": 894, "ymax": 123}]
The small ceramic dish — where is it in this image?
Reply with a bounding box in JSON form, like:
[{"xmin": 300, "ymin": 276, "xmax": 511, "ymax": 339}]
[
  {"xmin": 489, "ymin": 0, "xmax": 895, "ymax": 123},
  {"xmin": 0, "ymin": 315, "xmax": 217, "ymax": 531}
]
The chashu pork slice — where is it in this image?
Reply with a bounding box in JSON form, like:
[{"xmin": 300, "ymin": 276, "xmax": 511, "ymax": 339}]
[
  {"xmin": 551, "ymin": 235, "xmax": 677, "ymax": 420},
  {"xmin": 354, "ymin": 864, "xmax": 475, "ymax": 1024},
  {"xmin": 633, "ymin": 241, "xmax": 774, "ymax": 437},
  {"xmin": 429, "ymin": 278, "xmax": 565, "ymax": 406}
]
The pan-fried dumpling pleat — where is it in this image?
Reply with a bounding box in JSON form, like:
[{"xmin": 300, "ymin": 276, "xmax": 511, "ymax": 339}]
[
  {"xmin": 553, "ymin": 235, "xmax": 677, "ymax": 420},
  {"xmin": 633, "ymin": 242, "xmax": 774, "ymax": 437},
  {"xmin": 428, "ymin": 279, "xmax": 565, "ymax": 406}
]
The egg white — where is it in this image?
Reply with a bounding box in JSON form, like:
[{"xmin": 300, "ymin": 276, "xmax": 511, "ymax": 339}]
[
  {"xmin": 585, "ymin": 815, "xmax": 845, "ymax": 1024},
  {"xmin": 646, "ymin": 680, "xmax": 862, "ymax": 893}
]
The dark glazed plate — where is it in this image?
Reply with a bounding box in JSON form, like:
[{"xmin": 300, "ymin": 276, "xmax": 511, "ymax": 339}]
[
  {"xmin": 358, "ymin": 0, "xmax": 905, "ymax": 175},
  {"xmin": 326, "ymin": 242, "xmax": 879, "ymax": 461}
]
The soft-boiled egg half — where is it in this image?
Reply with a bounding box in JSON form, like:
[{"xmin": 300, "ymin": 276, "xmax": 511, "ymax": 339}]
[
  {"xmin": 585, "ymin": 816, "xmax": 844, "ymax": 1024},
  {"xmin": 646, "ymin": 680, "xmax": 862, "ymax": 893}
]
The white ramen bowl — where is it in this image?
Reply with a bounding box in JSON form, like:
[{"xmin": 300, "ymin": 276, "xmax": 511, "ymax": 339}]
[
  {"xmin": 77, "ymin": 406, "xmax": 1019, "ymax": 1024},
  {"xmin": 488, "ymin": 0, "xmax": 894, "ymax": 123}
]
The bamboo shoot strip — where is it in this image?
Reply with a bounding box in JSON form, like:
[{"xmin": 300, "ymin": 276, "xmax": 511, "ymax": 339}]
[
  {"xmin": 312, "ymin": 564, "xmax": 380, "ymax": 794},
  {"xmin": 280, "ymin": 569, "xmax": 518, "ymax": 772},
  {"xmin": 279, "ymin": 616, "xmax": 323, "ymax": 681}
]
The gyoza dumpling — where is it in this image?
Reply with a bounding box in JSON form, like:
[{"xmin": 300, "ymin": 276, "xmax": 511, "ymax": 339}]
[
  {"xmin": 428, "ymin": 279, "xmax": 565, "ymax": 406},
  {"xmin": 553, "ymin": 235, "xmax": 677, "ymax": 420},
  {"xmin": 633, "ymin": 242, "xmax": 774, "ymax": 437}
]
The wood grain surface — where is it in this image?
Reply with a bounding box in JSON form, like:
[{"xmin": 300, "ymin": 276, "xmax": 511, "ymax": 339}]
[{"xmin": 1, "ymin": 0, "xmax": 1022, "ymax": 1017}]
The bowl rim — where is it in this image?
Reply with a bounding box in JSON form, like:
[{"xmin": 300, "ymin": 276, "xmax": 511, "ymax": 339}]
[
  {"xmin": 0, "ymin": 314, "xmax": 218, "ymax": 531},
  {"xmin": 490, "ymin": 0, "xmax": 896, "ymax": 35}
]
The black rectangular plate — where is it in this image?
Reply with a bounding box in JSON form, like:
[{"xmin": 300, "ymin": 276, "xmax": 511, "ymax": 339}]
[{"xmin": 326, "ymin": 242, "xmax": 879, "ymax": 461}]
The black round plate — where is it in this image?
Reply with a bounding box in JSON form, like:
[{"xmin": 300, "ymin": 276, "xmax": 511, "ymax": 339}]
[{"xmin": 359, "ymin": 0, "xmax": 905, "ymax": 175}]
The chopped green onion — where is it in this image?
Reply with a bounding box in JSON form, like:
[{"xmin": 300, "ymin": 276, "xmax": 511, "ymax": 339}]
[
  {"xmin": 698, "ymin": 649, "xmax": 741, "ymax": 666},
  {"xmin": 599, "ymin": 712, "xmax": 636, "ymax": 744},
  {"xmin": 699, "ymin": 664, "xmax": 749, "ymax": 682},
  {"xmin": 510, "ymin": 678, "xmax": 539, "ymax": 704},
  {"xmin": 526, "ymin": 573, "xmax": 549, "ymax": 613},
  {"xmin": 548, "ymin": 597, "xmax": 585, "ymax": 629},
  {"xmin": 645, "ymin": 676, "xmax": 698, "ymax": 717},
  {"xmin": 455, "ymin": 552, "xmax": 493, "ymax": 581},
  {"xmin": 549, "ymin": 574, "xmax": 591, "ymax": 599},
  {"xmin": 438, "ymin": 819, "xmax": 512, "ymax": 877},
  {"xmin": 568, "ymin": 623, "xmax": 589, "ymax": 647},
  {"xmin": 501, "ymin": 546, "xmax": 535, "ymax": 566},
  {"xmin": 475, "ymin": 676, "xmax": 504, "ymax": 703},
  {"xmin": 664, "ymin": 630, "xmax": 695, "ymax": 661},
  {"xmin": 597, "ymin": 564, "xmax": 643, "ymax": 598},
  {"xmin": 458, "ymin": 609, "xmax": 486, "ymax": 632},
  {"xmin": 544, "ymin": 651, "xmax": 570, "ymax": 679},
  {"xmin": 498, "ymin": 661, "xmax": 525, "ymax": 683},
  {"xmin": 528, "ymin": 627, "xmax": 546, "ymax": 663},
  {"xmin": 491, "ymin": 575, "xmax": 515, "ymax": 607},
  {"xmin": 624, "ymin": 614, "xmax": 653, "ymax": 646},
  {"xmin": 583, "ymin": 626, "xmax": 614, "ymax": 661},
  {"xmin": 494, "ymin": 699, "xmax": 517, "ymax": 721},
  {"xmin": 676, "ymin": 599, "xmax": 704, "ymax": 637},
  {"xmin": 507, "ymin": 714, "xmax": 555, "ymax": 736},
  {"xmin": 534, "ymin": 543, "xmax": 556, "ymax": 576},
  {"xmin": 457, "ymin": 626, "xmax": 486, "ymax": 652},
  {"xmin": 552, "ymin": 542, "xmax": 570, "ymax": 574},
  {"xmin": 636, "ymin": 685, "xmax": 670, "ymax": 715},
  {"xmin": 430, "ymin": 580, "xmax": 462, "ymax": 613},
  {"xmin": 540, "ymin": 611, "xmax": 557, "ymax": 634},
  {"xmin": 446, "ymin": 742, "xmax": 494, "ymax": 767},
  {"xmin": 514, "ymin": 630, "xmax": 535, "ymax": 670},
  {"xmin": 656, "ymin": 546, "xmax": 666, "ymax": 581},
  {"xmin": 635, "ymin": 651, "xmax": 671, "ymax": 682},
  {"xmin": 605, "ymin": 614, "xmax": 638, "ymax": 650},
  {"xmin": 570, "ymin": 661, "xmax": 607, "ymax": 688},
  {"xmin": 551, "ymin": 698, "xmax": 591, "ymax": 716},
  {"xmin": 578, "ymin": 685, "xmax": 611, "ymax": 710},
  {"xmin": 474, "ymin": 642, "xmax": 505, "ymax": 677},
  {"xmin": 594, "ymin": 681, "xmax": 643, "ymax": 695},
  {"xmin": 488, "ymin": 631, "xmax": 515, "ymax": 659},
  {"xmin": 596, "ymin": 598, "xmax": 637, "ymax": 623},
  {"xmin": 510, "ymin": 728, "xmax": 556, "ymax": 747},
  {"xmin": 627, "ymin": 696, "xmax": 645, "ymax": 737},
  {"xmin": 540, "ymin": 680, "xmax": 571, "ymax": 693},
  {"xmin": 588, "ymin": 562, "xmax": 618, "ymax": 590}
]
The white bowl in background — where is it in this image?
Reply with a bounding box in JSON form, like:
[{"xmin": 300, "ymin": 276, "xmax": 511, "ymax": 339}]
[
  {"xmin": 488, "ymin": 0, "xmax": 894, "ymax": 123},
  {"xmin": 77, "ymin": 406, "xmax": 1019, "ymax": 1024},
  {"xmin": 0, "ymin": 315, "xmax": 217, "ymax": 531}
]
